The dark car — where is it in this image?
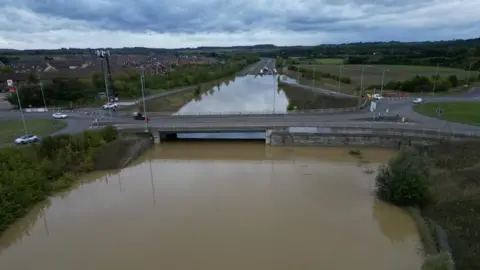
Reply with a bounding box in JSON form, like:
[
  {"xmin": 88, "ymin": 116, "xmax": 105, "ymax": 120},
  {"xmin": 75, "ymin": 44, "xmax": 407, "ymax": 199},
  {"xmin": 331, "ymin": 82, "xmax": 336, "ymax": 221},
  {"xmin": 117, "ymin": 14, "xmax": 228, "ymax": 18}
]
[{"xmin": 133, "ymin": 112, "xmax": 146, "ymax": 121}]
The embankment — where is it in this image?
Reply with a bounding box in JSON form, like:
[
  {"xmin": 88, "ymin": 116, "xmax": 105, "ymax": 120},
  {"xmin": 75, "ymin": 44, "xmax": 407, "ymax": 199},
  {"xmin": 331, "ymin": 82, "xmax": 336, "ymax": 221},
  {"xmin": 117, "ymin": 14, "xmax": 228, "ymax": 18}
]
[
  {"xmin": 94, "ymin": 133, "xmax": 153, "ymax": 170},
  {"xmin": 266, "ymin": 127, "xmax": 478, "ymax": 148},
  {"xmin": 0, "ymin": 127, "xmax": 153, "ymax": 236}
]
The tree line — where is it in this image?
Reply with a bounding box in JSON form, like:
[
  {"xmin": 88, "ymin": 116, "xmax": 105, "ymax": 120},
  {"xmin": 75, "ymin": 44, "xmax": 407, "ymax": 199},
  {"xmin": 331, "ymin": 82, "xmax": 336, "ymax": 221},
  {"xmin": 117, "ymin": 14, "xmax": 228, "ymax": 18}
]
[
  {"xmin": 367, "ymin": 73, "xmax": 478, "ymax": 93},
  {"xmin": 288, "ymin": 66, "xmax": 352, "ymax": 84},
  {"xmin": 269, "ymin": 38, "xmax": 480, "ymax": 69},
  {"xmin": 6, "ymin": 55, "xmax": 259, "ymax": 108},
  {"xmin": 0, "ymin": 126, "xmax": 118, "ymax": 234}
]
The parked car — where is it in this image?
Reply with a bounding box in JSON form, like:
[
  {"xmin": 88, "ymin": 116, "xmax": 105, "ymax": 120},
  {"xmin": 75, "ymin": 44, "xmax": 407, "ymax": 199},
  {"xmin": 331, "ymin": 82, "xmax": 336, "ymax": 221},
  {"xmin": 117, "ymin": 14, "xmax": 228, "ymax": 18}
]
[
  {"xmin": 372, "ymin": 94, "xmax": 384, "ymax": 100},
  {"xmin": 102, "ymin": 103, "xmax": 118, "ymax": 110},
  {"xmin": 14, "ymin": 134, "xmax": 40, "ymax": 145},
  {"xmin": 412, "ymin": 98, "xmax": 424, "ymax": 104},
  {"xmin": 52, "ymin": 112, "xmax": 68, "ymax": 119}
]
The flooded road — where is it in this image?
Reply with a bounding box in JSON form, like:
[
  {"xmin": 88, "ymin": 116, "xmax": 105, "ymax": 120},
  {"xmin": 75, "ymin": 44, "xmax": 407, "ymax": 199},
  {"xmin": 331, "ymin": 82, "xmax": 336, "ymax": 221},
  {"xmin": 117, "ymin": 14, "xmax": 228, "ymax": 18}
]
[
  {"xmin": 0, "ymin": 143, "xmax": 424, "ymax": 270},
  {"xmin": 176, "ymin": 74, "xmax": 288, "ymax": 114}
]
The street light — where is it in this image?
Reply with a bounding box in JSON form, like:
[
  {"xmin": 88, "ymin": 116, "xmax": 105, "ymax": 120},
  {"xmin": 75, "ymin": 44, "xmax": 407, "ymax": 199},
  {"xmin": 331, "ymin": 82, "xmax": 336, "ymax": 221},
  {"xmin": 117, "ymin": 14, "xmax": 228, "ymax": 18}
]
[
  {"xmin": 432, "ymin": 63, "xmax": 440, "ymax": 96},
  {"xmin": 37, "ymin": 73, "xmax": 47, "ymax": 111},
  {"xmin": 140, "ymin": 68, "xmax": 148, "ymax": 132},
  {"xmin": 337, "ymin": 65, "xmax": 343, "ymax": 90},
  {"xmin": 465, "ymin": 61, "xmax": 477, "ymax": 86},
  {"xmin": 359, "ymin": 65, "xmax": 372, "ymax": 106},
  {"xmin": 11, "ymin": 82, "xmax": 28, "ymax": 135},
  {"xmin": 380, "ymin": 68, "xmax": 389, "ymax": 96},
  {"xmin": 312, "ymin": 67, "xmax": 315, "ymax": 87},
  {"xmin": 272, "ymin": 73, "xmax": 278, "ymax": 113}
]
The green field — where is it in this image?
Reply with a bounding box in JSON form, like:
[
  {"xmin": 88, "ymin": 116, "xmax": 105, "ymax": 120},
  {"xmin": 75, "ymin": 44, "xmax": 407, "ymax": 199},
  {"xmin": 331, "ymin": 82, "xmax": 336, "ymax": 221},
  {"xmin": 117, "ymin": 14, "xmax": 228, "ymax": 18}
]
[
  {"xmin": 414, "ymin": 102, "xmax": 480, "ymax": 125},
  {"xmin": 0, "ymin": 119, "xmax": 67, "ymax": 144},
  {"xmin": 291, "ymin": 64, "xmax": 471, "ymax": 94}
]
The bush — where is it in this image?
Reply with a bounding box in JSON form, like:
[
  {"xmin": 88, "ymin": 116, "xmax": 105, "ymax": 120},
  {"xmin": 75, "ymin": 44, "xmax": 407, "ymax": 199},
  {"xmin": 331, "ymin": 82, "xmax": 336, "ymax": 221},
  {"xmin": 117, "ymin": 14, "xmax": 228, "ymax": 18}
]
[
  {"xmin": 375, "ymin": 148, "xmax": 431, "ymax": 208},
  {"xmin": 0, "ymin": 126, "xmax": 119, "ymax": 234},
  {"xmin": 422, "ymin": 252, "xmax": 455, "ymax": 270}
]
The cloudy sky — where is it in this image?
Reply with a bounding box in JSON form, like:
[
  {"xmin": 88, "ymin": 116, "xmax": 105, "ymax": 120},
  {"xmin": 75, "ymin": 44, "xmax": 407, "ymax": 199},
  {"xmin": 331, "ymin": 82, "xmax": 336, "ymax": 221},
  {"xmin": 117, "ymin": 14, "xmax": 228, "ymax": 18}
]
[{"xmin": 0, "ymin": 0, "xmax": 479, "ymax": 49}]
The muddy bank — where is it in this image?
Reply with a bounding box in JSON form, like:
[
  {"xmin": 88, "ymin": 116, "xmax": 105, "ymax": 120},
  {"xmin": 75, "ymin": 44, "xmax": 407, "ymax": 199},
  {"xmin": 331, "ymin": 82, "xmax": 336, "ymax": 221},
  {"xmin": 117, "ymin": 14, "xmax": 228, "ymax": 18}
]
[{"xmin": 94, "ymin": 134, "xmax": 153, "ymax": 170}]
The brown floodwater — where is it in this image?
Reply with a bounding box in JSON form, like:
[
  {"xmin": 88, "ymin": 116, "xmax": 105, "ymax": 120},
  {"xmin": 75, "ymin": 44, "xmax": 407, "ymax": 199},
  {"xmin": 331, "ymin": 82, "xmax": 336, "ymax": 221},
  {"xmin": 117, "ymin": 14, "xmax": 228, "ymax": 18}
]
[{"xmin": 0, "ymin": 142, "xmax": 424, "ymax": 270}]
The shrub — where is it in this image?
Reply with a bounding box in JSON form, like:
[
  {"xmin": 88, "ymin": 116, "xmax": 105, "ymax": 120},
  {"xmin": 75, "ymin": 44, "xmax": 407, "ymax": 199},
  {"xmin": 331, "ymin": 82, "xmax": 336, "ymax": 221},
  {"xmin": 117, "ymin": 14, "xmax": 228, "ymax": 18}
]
[
  {"xmin": 0, "ymin": 126, "xmax": 119, "ymax": 235},
  {"xmin": 422, "ymin": 252, "xmax": 455, "ymax": 270},
  {"xmin": 375, "ymin": 148, "xmax": 431, "ymax": 208}
]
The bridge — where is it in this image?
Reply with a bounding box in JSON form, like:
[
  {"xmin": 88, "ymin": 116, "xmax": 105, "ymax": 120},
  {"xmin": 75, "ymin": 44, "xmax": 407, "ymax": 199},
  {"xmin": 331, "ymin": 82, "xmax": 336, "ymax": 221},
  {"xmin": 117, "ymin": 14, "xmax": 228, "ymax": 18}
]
[{"xmin": 111, "ymin": 119, "xmax": 480, "ymax": 146}]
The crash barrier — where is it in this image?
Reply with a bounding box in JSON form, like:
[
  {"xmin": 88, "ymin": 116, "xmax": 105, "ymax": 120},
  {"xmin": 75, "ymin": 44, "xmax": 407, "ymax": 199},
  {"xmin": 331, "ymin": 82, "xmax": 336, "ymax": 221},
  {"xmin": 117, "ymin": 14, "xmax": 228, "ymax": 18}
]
[{"xmin": 24, "ymin": 108, "xmax": 48, "ymax": 112}]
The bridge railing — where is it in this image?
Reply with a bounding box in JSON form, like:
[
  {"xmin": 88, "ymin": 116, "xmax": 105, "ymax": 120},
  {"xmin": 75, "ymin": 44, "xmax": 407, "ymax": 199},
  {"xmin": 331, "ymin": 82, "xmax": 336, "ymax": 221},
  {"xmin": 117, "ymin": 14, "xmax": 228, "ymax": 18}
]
[{"xmin": 114, "ymin": 106, "xmax": 365, "ymax": 117}]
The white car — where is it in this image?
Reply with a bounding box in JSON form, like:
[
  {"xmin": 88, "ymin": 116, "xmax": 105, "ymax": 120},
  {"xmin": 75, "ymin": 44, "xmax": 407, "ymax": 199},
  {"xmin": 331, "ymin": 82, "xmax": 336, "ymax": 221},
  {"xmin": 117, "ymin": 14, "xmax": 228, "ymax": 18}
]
[
  {"xmin": 52, "ymin": 112, "xmax": 68, "ymax": 119},
  {"xmin": 14, "ymin": 134, "xmax": 40, "ymax": 145},
  {"xmin": 102, "ymin": 103, "xmax": 118, "ymax": 110},
  {"xmin": 372, "ymin": 94, "xmax": 384, "ymax": 100},
  {"xmin": 413, "ymin": 98, "xmax": 424, "ymax": 104}
]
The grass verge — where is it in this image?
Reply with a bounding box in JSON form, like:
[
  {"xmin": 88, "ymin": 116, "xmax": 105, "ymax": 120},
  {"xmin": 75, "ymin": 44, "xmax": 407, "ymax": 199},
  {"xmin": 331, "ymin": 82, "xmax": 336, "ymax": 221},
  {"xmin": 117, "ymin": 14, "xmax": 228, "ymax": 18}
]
[
  {"xmin": 290, "ymin": 64, "xmax": 469, "ymax": 94},
  {"xmin": 0, "ymin": 119, "xmax": 67, "ymax": 144},
  {"xmin": 414, "ymin": 102, "xmax": 480, "ymax": 125},
  {"xmin": 420, "ymin": 140, "xmax": 480, "ymax": 270},
  {"xmin": 279, "ymin": 82, "xmax": 359, "ymax": 110}
]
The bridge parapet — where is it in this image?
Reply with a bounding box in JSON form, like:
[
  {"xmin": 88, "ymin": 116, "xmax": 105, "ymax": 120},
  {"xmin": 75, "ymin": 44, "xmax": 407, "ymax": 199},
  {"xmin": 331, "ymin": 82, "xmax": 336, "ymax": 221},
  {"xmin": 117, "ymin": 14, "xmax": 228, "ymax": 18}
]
[
  {"xmin": 267, "ymin": 126, "xmax": 480, "ymax": 147},
  {"xmin": 115, "ymin": 105, "xmax": 366, "ymax": 118}
]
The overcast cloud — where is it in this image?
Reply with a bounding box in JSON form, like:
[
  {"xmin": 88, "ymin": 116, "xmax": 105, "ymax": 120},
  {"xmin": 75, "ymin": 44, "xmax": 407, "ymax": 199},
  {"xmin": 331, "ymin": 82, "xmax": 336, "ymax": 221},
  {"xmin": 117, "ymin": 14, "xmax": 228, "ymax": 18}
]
[{"xmin": 0, "ymin": 0, "xmax": 479, "ymax": 49}]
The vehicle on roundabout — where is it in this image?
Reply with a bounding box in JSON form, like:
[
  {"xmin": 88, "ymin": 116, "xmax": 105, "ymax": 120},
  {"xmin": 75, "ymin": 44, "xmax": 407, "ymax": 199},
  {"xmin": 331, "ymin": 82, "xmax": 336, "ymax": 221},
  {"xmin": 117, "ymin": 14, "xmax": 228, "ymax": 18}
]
[
  {"xmin": 14, "ymin": 134, "xmax": 40, "ymax": 145},
  {"xmin": 52, "ymin": 112, "xmax": 68, "ymax": 119},
  {"xmin": 102, "ymin": 102, "xmax": 118, "ymax": 110},
  {"xmin": 412, "ymin": 98, "xmax": 424, "ymax": 104},
  {"xmin": 132, "ymin": 112, "xmax": 151, "ymax": 122}
]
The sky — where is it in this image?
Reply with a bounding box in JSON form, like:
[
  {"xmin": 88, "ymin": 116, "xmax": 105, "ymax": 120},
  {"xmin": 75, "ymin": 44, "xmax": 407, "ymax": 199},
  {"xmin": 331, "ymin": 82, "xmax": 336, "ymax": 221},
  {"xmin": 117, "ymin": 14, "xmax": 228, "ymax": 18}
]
[{"xmin": 0, "ymin": 0, "xmax": 479, "ymax": 50}]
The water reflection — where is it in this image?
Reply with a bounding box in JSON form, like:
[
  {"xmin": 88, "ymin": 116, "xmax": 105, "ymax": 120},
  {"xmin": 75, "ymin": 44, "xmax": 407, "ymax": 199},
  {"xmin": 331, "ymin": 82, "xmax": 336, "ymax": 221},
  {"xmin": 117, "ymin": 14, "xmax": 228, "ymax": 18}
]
[
  {"xmin": 0, "ymin": 144, "xmax": 423, "ymax": 270},
  {"xmin": 175, "ymin": 75, "xmax": 288, "ymax": 115}
]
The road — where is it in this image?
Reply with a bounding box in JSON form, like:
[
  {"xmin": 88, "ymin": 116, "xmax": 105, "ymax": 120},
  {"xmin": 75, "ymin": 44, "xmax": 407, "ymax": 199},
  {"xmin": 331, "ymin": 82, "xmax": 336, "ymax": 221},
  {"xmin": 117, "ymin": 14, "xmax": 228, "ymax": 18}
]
[{"xmin": 1, "ymin": 56, "xmax": 480, "ymax": 142}]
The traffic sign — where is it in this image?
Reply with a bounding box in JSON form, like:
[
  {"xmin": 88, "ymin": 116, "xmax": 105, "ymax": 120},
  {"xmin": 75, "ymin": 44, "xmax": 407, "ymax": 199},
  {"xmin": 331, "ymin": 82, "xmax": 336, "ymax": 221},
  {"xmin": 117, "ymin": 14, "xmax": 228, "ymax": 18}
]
[
  {"xmin": 6, "ymin": 79, "xmax": 13, "ymax": 86},
  {"xmin": 9, "ymin": 87, "xmax": 15, "ymax": 93}
]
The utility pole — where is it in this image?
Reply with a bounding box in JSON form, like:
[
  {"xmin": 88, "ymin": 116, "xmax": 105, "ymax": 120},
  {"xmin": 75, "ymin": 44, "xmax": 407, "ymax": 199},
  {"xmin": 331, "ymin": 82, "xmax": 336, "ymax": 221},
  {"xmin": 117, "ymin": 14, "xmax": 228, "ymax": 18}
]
[
  {"xmin": 432, "ymin": 64, "xmax": 439, "ymax": 96},
  {"xmin": 297, "ymin": 66, "xmax": 300, "ymax": 80},
  {"xmin": 140, "ymin": 69, "xmax": 148, "ymax": 132}
]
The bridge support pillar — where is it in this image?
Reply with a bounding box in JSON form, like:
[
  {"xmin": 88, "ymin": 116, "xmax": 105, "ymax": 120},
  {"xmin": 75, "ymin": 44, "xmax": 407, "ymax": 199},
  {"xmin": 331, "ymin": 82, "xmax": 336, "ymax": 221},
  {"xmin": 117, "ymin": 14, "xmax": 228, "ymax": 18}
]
[
  {"xmin": 265, "ymin": 129, "xmax": 272, "ymax": 145},
  {"xmin": 152, "ymin": 131, "xmax": 161, "ymax": 144}
]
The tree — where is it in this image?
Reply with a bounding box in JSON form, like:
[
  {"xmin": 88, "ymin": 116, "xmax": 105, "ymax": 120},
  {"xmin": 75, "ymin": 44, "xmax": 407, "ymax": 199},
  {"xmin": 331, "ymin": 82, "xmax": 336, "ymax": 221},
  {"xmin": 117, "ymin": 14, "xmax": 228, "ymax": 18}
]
[{"xmin": 375, "ymin": 148, "xmax": 431, "ymax": 208}]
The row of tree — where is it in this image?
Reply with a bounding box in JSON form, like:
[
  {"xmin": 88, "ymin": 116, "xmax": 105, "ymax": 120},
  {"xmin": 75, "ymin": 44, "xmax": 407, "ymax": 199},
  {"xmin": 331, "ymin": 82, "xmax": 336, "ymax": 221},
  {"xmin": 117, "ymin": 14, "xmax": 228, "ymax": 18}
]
[
  {"xmin": 0, "ymin": 126, "xmax": 118, "ymax": 234},
  {"xmin": 367, "ymin": 74, "xmax": 478, "ymax": 93},
  {"xmin": 7, "ymin": 55, "xmax": 259, "ymax": 108},
  {"xmin": 289, "ymin": 66, "xmax": 352, "ymax": 84}
]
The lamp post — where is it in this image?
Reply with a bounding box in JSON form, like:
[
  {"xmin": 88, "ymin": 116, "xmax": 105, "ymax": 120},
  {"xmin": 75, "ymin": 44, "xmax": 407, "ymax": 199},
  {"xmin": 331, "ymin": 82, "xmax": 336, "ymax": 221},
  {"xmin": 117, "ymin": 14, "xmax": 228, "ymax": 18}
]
[
  {"xmin": 10, "ymin": 81, "xmax": 28, "ymax": 135},
  {"xmin": 337, "ymin": 65, "xmax": 343, "ymax": 91},
  {"xmin": 140, "ymin": 68, "xmax": 148, "ymax": 132},
  {"xmin": 37, "ymin": 73, "xmax": 47, "ymax": 111},
  {"xmin": 432, "ymin": 64, "xmax": 440, "ymax": 96},
  {"xmin": 465, "ymin": 61, "xmax": 476, "ymax": 86},
  {"xmin": 312, "ymin": 67, "xmax": 316, "ymax": 87},
  {"xmin": 380, "ymin": 69, "xmax": 389, "ymax": 96}
]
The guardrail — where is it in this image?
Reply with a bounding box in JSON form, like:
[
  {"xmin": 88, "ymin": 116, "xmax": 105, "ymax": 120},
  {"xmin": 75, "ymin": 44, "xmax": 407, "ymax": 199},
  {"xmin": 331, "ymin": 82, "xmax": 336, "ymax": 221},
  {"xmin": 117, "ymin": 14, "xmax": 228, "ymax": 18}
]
[{"xmin": 115, "ymin": 106, "xmax": 367, "ymax": 117}]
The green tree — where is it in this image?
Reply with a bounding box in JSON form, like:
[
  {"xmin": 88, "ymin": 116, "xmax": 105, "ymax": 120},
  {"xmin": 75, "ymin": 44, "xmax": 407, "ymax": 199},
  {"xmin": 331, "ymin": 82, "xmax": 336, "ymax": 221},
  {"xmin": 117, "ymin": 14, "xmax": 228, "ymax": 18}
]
[{"xmin": 375, "ymin": 148, "xmax": 431, "ymax": 208}]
